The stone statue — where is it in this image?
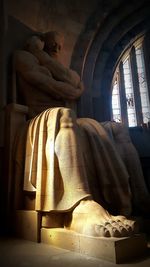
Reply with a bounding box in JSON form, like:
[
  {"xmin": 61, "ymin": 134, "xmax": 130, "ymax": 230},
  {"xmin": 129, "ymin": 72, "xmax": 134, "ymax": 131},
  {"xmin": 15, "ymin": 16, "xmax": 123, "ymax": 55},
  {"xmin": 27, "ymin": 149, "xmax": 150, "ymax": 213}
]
[{"xmin": 13, "ymin": 31, "xmax": 150, "ymax": 238}]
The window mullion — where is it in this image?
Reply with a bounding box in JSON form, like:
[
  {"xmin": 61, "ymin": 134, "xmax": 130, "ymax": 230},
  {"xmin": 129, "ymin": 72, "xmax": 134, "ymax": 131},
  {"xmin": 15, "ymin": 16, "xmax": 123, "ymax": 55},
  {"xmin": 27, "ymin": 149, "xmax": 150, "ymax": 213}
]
[
  {"xmin": 143, "ymin": 36, "xmax": 150, "ymax": 98},
  {"xmin": 130, "ymin": 47, "xmax": 143, "ymax": 125},
  {"xmin": 143, "ymin": 36, "xmax": 150, "ymax": 110},
  {"xmin": 119, "ymin": 62, "xmax": 128, "ymax": 126}
]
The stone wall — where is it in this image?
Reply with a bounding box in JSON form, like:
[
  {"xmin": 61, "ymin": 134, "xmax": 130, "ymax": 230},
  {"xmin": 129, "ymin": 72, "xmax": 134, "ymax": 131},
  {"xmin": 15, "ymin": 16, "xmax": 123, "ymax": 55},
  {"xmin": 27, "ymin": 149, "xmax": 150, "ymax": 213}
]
[{"xmin": 7, "ymin": 0, "xmax": 99, "ymax": 67}]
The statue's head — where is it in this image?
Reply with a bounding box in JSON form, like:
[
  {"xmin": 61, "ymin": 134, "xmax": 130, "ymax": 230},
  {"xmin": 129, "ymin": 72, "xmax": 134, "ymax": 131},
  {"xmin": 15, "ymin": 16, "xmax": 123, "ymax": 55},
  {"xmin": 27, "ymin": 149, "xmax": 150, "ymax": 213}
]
[{"xmin": 43, "ymin": 31, "xmax": 64, "ymax": 59}]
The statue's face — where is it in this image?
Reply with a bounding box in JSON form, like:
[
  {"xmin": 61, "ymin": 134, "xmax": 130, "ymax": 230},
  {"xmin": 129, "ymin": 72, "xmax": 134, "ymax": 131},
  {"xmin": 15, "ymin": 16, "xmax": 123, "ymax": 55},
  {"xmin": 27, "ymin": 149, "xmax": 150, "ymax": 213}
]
[{"xmin": 44, "ymin": 33, "xmax": 64, "ymax": 59}]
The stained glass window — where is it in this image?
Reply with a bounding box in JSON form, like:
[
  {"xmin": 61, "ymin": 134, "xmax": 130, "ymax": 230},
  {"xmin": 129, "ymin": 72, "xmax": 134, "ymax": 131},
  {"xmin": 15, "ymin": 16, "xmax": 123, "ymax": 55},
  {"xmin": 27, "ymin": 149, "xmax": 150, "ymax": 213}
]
[
  {"xmin": 112, "ymin": 74, "xmax": 121, "ymax": 122},
  {"xmin": 123, "ymin": 58, "xmax": 137, "ymax": 127},
  {"xmin": 135, "ymin": 45, "xmax": 150, "ymax": 123},
  {"xmin": 112, "ymin": 37, "xmax": 150, "ymax": 127}
]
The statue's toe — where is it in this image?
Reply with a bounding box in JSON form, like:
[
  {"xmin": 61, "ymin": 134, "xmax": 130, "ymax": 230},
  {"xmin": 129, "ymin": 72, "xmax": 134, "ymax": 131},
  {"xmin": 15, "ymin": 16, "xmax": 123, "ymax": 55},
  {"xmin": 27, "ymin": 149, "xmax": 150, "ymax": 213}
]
[
  {"xmin": 95, "ymin": 224, "xmax": 110, "ymax": 237},
  {"xmin": 104, "ymin": 222, "xmax": 121, "ymax": 237},
  {"xmin": 110, "ymin": 227, "xmax": 121, "ymax": 237},
  {"xmin": 125, "ymin": 225, "xmax": 133, "ymax": 235},
  {"xmin": 123, "ymin": 220, "xmax": 139, "ymax": 233}
]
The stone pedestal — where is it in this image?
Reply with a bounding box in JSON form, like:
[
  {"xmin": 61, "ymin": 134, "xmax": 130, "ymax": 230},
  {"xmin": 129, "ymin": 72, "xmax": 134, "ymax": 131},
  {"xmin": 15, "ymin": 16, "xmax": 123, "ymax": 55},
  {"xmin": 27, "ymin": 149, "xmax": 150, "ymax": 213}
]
[
  {"xmin": 41, "ymin": 228, "xmax": 147, "ymax": 263},
  {"xmin": 13, "ymin": 210, "xmax": 148, "ymax": 263},
  {"xmin": 14, "ymin": 210, "xmax": 40, "ymax": 242}
]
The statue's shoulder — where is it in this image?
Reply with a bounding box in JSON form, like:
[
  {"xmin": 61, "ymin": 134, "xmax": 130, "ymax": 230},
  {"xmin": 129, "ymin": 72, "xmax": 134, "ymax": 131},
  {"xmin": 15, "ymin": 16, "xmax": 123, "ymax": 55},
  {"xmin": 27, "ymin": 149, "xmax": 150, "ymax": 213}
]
[
  {"xmin": 14, "ymin": 49, "xmax": 38, "ymax": 61},
  {"xmin": 14, "ymin": 49, "xmax": 39, "ymax": 71}
]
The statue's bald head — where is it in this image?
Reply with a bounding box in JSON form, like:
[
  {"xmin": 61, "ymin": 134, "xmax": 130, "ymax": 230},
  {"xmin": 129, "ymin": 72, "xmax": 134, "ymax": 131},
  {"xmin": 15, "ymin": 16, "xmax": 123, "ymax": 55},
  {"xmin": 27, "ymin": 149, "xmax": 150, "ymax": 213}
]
[{"xmin": 42, "ymin": 31, "xmax": 64, "ymax": 59}]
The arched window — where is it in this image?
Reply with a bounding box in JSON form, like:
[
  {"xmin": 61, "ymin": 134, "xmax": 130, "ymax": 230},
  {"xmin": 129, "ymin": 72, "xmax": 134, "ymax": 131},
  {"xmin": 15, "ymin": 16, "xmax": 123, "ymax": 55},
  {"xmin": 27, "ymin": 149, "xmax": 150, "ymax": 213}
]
[{"xmin": 112, "ymin": 37, "xmax": 150, "ymax": 127}]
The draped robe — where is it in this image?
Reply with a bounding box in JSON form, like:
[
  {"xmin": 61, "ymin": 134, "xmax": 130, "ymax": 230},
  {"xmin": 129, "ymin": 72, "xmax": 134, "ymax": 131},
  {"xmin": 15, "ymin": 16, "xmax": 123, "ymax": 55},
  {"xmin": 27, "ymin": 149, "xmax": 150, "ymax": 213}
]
[{"xmin": 22, "ymin": 107, "xmax": 132, "ymax": 215}]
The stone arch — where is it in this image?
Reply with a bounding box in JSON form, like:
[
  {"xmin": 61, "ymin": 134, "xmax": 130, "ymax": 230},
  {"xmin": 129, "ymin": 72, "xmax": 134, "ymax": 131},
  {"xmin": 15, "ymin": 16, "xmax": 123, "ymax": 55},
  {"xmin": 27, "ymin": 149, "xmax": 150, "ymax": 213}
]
[{"xmin": 71, "ymin": 0, "xmax": 150, "ymax": 121}]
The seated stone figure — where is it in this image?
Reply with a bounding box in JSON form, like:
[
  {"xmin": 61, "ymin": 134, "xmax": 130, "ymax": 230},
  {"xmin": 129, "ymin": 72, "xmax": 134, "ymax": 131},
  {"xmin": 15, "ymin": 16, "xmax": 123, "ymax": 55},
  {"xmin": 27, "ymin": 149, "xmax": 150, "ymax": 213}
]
[{"xmin": 14, "ymin": 31, "xmax": 150, "ymax": 238}]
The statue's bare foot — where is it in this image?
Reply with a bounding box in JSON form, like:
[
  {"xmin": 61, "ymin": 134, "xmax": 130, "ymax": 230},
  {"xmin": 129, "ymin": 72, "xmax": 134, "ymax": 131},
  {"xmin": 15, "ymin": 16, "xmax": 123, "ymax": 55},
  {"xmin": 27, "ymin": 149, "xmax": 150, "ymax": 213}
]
[{"xmin": 65, "ymin": 200, "xmax": 139, "ymax": 237}]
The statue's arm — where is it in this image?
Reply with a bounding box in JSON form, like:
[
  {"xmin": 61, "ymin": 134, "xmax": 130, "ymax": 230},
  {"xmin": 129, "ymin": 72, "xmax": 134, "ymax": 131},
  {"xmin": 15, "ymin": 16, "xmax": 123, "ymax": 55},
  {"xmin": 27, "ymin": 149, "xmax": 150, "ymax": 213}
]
[
  {"xmin": 25, "ymin": 35, "xmax": 83, "ymax": 90},
  {"xmin": 22, "ymin": 70, "xmax": 84, "ymax": 100},
  {"xmin": 14, "ymin": 50, "xmax": 84, "ymax": 100},
  {"xmin": 39, "ymin": 49, "xmax": 80, "ymax": 87}
]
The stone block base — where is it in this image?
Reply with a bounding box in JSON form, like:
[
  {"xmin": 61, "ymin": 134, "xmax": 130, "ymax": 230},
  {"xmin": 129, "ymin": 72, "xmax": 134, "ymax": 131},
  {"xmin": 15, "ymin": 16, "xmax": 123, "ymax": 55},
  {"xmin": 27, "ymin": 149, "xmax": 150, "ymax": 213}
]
[
  {"xmin": 41, "ymin": 228, "xmax": 147, "ymax": 263},
  {"xmin": 14, "ymin": 210, "xmax": 40, "ymax": 242}
]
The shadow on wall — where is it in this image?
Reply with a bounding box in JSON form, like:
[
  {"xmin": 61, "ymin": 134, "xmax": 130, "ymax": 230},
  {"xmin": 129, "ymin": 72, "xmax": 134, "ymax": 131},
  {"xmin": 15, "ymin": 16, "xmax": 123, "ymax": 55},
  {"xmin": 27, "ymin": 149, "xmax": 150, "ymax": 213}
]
[
  {"xmin": 0, "ymin": 147, "xmax": 5, "ymax": 235},
  {"xmin": 6, "ymin": 16, "xmax": 35, "ymax": 104},
  {"xmin": 129, "ymin": 127, "xmax": 150, "ymax": 158},
  {"xmin": 129, "ymin": 127, "xmax": 150, "ymax": 192},
  {"xmin": 1, "ymin": 16, "xmax": 34, "ymax": 235}
]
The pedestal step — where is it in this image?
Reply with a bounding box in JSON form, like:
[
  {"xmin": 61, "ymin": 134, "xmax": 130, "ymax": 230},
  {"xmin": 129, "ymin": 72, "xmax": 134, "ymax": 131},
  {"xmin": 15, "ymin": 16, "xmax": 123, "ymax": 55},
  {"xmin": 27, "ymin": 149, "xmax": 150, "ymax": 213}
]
[
  {"xmin": 14, "ymin": 210, "xmax": 40, "ymax": 242},
  {"xmin": 41, "ymin": 228, "xmax": 147, "ymax": 263}
]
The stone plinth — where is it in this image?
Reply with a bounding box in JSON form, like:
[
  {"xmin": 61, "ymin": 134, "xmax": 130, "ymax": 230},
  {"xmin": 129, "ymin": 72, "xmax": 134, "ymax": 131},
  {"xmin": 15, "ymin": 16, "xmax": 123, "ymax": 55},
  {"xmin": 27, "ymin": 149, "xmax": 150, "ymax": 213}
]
[
  {"xmin": 14, "ymin": 210, "xmax": 40, "ymax": 242},
  {"xmin": 41, "ymin": 228, "xmax": 147, "ymax": 263}
]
